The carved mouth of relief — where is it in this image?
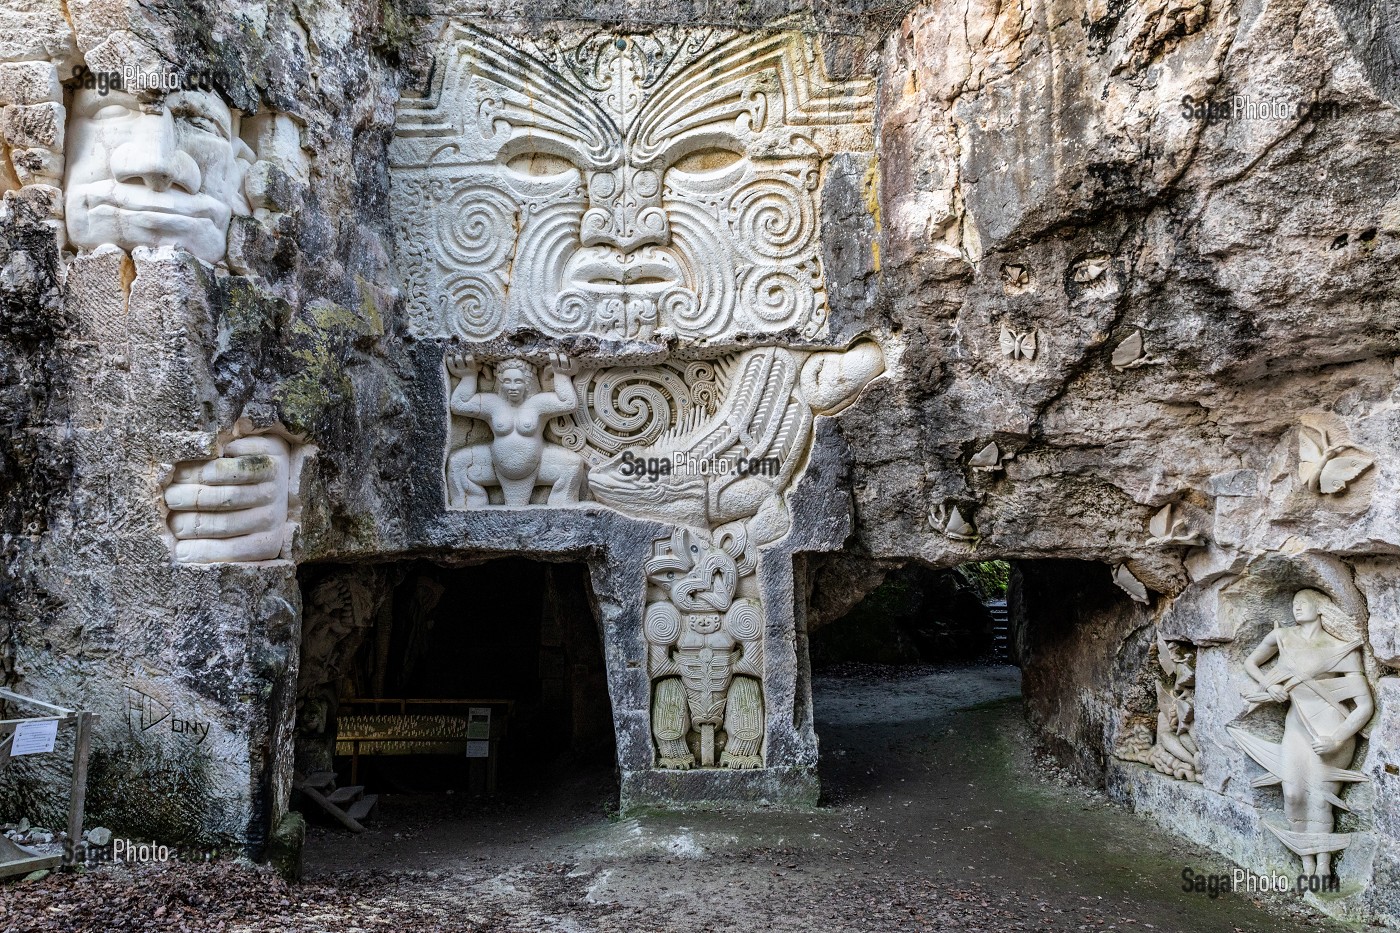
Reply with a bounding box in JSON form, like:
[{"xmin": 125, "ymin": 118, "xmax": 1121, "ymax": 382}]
[{"xmin": 568, "ymin": 248, "xmax": 682, "ymax": 294}]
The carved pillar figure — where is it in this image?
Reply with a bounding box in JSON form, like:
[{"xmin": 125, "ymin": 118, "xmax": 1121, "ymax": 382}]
[
  {"xmin": 1228, "ymin": 589, "xmax": 1375, "ymax": 877},
  {"xmin": 645, "ymin": 526, "xmax": 764, "ymax": 769}
]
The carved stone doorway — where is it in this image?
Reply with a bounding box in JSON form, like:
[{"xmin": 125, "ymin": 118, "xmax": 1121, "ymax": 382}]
[{"xmin": 294, "ymin": 558, "xmax": 616, "ymax": 811}]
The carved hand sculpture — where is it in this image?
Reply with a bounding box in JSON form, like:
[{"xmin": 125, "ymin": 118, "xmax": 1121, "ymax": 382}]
[
  {"xmin": 163, "ymin": 435, "xmax": 292, "ymax": 563},
  {"xmin": 65, "ymin": 87, "xmax": 253, "ymax": 264}
]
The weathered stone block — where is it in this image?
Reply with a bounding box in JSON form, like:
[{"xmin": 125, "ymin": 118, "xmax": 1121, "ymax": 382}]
[
  {"xmin": 0, "ymin": 61, "xmax": 59, "ymax": 105},
  {"xmin": 0, "ymin": 101, "xmax": 62, "ymax": 149},
  {"xmin": 0, "ymin": 0, "xmax": 77, "ymax": 68}
]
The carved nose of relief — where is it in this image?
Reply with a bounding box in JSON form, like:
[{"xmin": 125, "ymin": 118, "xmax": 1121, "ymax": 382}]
[
  {"xmin": 580, "ymin": 168, "xmax": 670, "ymax": 251},
  {"xmin": 580, "ymin": 203, "xmax": 670, "ymax": 251},
  {"xmin": 110, "ymin": 110, "xmax": 202, "ymax": 194}
]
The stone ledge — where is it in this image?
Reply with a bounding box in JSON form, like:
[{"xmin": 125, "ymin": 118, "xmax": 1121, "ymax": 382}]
[{"xmin": 620, "ymin": 766, "xmax": 820, "ymax": 814}]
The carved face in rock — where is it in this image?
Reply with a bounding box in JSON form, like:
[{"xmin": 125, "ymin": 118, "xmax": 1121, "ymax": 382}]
[
  {"xmin": 391, "ymin": 27, "xmax": 873, "ymax": 342},
  {"xmin": 1292, "ymin": 589, "xmax": 1324, "ymax": 625},
  {"xmin": 65, "ymin": 88, "xmax": 252, "ymax": 264},
  {"xmin": 494, "ymin": 360, "xmax": 538, "ymax": 405}
]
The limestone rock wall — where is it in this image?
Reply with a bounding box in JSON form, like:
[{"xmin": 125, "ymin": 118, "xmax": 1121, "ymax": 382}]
[
  {"xmin": 836, "ymin": 0, "xmax": 1400, "ymax": 921},
  {"xmin": 0, "ymin": 0, "xmax": 1397, "ymax": 922}
]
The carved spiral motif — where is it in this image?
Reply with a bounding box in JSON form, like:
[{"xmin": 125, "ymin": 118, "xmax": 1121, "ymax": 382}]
[
  {"xmin": 567, "ymin": 366, "xmax": 695, "ymax": 454},
  {"xmin": 731, "ymin": 176, "xmax": 814, "ymax": 261},
  {"xmin": 546, "ymin": 416, "xmax": 587, "ymax": 451},
  {"xmin": 658, "ymin": 286, "xmax": 703, "ymax": 332},
  {"xmin": 740, "ymin": 265, "xmax": 818, "ymax": 327},
  {"xmin": 726, "ymin": 599, "xmax": 763, "ymax": 641},
  {"xmin": 443, "ymin": 274, "xmax": 506, "ymax": 339},
  {"xmin": 545, "ymin": 289, "xmax": 594, "ymax": 334},
  {"xmin": 591, "ymin": 369, "xmax": 688, "ymax": 441},
  {"xmin": 441, "ymin": 187, "xmax": 515, "ymax": 268},
  {"xmin": 684, "ymin": 362, "xmax": 719, "ymax": 414},
  {"xmin": 645, "ymin": 601, "xmax": 682, "ymax": 644}
]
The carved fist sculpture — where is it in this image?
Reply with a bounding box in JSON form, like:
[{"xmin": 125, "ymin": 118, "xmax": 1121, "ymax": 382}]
[
  {"xmin": 163, "ymin": 435, "xmax": 293, "ymax": 563},
  {"xmin": 445, "ymin": 351, "xmax": 479, "ymax": 379},
  {"xmin": 64, "ymin": 87, "xmax": 254, "ymax": 264}
]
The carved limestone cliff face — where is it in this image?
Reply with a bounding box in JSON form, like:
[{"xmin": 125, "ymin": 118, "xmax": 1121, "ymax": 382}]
[
  {"xmin": 4, "ymin": 0, "xmax": 1400, "ymax": 924},
  {"xmin": 390, "ymin": 26, "xmax": 874, "ymax": 343}
]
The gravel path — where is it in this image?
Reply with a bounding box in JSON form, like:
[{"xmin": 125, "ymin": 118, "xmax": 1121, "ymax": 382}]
[{"xmin": 0, "ymin": 664, "xmax": 1361, "ymax": 932}]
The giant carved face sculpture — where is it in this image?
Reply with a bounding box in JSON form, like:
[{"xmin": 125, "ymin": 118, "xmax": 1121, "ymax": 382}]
[
  {"xmin": 390, "ymin": 28, "xmax": 874, "ymax": 343},
  {"xmin": 65, "ymin": 87, "xmax": 253, "ymax": 264}
]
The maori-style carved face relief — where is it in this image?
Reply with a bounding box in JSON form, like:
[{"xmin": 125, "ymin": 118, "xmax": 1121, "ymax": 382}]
[
  {"xmin": 392, "ymin": 27, "xmax": 874, "ymax": 342},
  {"xmin": 65, "ymin": 88, "xmax": 254, "ymax": 264}
]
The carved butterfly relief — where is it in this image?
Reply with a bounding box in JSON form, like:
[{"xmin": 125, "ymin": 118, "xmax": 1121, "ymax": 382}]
[
  {"xmin": 1112, "ymin": 563, "xmax": 1149, "ymax": 603},
  {"xmin": 1297, "ymin": 425, "xmax": 1373, "ymax": 495},
  {"xmin": 930, "ymin": 502, "xmax": 978, "ymax": 541},
  {"xmin": 999, "ymin": 323, "xmax": 1037, "ymax": 361}
]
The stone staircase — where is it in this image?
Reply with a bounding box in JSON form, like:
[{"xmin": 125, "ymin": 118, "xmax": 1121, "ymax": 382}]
[{"xmin": 988, "ymin": 599, "xmax": 1011, "ymax": 664}]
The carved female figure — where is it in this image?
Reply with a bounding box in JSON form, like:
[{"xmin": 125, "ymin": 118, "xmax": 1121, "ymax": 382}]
[
  {"xmin": 1228, "ymin": 589, "xmax": 1374, "ymax": 877},
  {"xmin": 446, "ymin": 352, "xmax": 586, "ymax": 506}
]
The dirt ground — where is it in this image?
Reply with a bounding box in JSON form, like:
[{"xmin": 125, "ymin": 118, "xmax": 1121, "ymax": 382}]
[{"xmin": 0, "ymin": 664, "xmax": 1363, "ymax": 932}]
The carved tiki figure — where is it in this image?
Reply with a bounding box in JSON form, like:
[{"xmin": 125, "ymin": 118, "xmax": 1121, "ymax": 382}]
[
  {"xmin": 1228, "ymin": 589, "xmax": 1374, "ymax": 877},
  {"xmin": 389, "ymin": 26, "xmax": 874, "ymax": 343},
  {"xmin": 645, "ymin": 526, "xmax": 764, "ymax": 768}
]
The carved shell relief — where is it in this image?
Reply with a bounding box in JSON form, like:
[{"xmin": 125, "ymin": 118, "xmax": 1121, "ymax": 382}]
[{"xmin": 390, "ymin": 26, "xmax": 876, "ymax": 344}]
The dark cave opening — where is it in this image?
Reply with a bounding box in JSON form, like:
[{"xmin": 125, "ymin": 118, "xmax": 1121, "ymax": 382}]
[
  {"xmin": 294, "ymin": 557, "xmax": 616, "ymax": 821},
  {"xmin": 808, "ymin": 561, "xmax": 1009, "ymax": 669}
]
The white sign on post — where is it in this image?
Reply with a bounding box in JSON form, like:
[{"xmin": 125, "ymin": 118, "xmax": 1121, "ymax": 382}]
[
  {"xmin": 11, "ymin": 719, "xmax": 58, "ymax": 756},
  {"xmin": 465, "ymin": 707, "xmax": 491, "ymax": 758}
]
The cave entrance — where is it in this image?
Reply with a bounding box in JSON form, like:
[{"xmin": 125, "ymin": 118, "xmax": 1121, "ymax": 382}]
[
  {"xmin": 293, "ymin": 557, "xmax": 616, "ymax": 835},
  {"xmin": 809, "ymin": 561, "xmax": 1010, "ymax": 668},
  {"xmin": 807, "ymin": 560, "xmax": 1021, "ymax": 805}
]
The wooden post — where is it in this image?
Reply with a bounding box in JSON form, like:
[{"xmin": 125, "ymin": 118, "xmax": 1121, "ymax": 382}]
[{"xmin": 64, "ymin": 711, "xmax": 93, "ymax": 870}]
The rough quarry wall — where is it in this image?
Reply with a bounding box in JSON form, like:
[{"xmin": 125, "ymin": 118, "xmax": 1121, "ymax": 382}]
[
  {"xmin": 0, "ymin": 0, "xmax": 1397, "ymax": 923},
  {"xmin": 842, "ymin": 0, "xmax": 1400, "ymax": 922}
]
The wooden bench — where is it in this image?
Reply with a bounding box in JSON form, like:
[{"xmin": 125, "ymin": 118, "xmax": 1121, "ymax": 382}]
[{"xmin": 334, "ymin": 698, "xmax": 512, "ymax": 794}]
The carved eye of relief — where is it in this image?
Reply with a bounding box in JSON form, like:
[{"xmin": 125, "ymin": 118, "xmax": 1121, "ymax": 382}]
[
  {"xmin": 173, "ymin": 109, "xmax": 227, "ymax": 140},
  {"xmin": 504, "ymin": 150, "xmax": 578, "ymax": 180},
  {"xmin": 92, "ymin": 103, "xmax": 133, "ymax": 121},
  {"xmin": 667, "ymin": 147, "xmax": 743, "ymax": 179}
]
